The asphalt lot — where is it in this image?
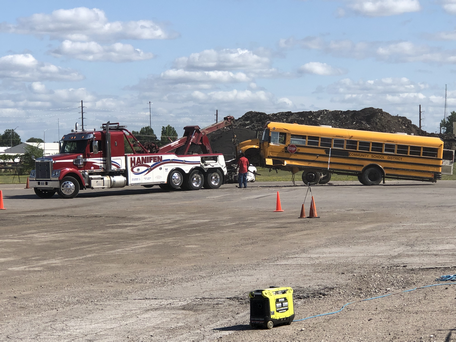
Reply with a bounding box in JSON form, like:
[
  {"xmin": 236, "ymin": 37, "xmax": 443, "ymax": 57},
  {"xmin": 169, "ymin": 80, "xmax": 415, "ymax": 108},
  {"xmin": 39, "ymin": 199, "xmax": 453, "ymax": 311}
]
[{"xmin": 1, "ymin": 180, "xmax": 456, "ymax": 341}]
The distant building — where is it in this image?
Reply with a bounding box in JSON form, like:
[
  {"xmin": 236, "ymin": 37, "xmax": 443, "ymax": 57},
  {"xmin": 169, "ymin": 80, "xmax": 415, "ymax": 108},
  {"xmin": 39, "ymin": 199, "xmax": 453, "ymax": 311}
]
[{"xmin": 0, "ymin": 142, "xmax": 60, "ymax": 162}]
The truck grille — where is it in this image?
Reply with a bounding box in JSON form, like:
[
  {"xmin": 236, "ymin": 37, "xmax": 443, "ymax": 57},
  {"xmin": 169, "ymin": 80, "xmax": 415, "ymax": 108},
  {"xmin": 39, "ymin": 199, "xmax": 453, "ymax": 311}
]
[{"xmin": 36, "ymin": 160, "xmax": 52, "ymax": 179}]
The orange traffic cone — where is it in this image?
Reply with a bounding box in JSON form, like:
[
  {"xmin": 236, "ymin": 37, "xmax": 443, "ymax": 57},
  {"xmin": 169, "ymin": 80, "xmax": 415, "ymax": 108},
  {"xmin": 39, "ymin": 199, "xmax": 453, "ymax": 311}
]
[
  {"xmin": 307, "ymin": 196, "xmax": 319, "ymax": 218},
  {"xmin": 0, "ymin": 190, "xmax": 5, "ymax": 210},
  {"xmin": 299, "ymin": 203, "xmax": 306, "ymax": 218},
  {"xmin": 274, "ymin": 191, "xmax": 284, "ymax": 212},
  {"xmin": 25, "ymin": 177, "xmax": 30, "ymax": 189}
]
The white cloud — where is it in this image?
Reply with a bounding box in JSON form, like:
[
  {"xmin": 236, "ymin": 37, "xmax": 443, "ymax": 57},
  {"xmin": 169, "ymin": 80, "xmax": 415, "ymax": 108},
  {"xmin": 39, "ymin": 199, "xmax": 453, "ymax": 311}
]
[
  {"xmin": 298, "ymin": 62, "xmax": 345, "ymax": 75},
  {"xmin": 344, "ymin": 0, "xmax": 421, "ymax": 17},
  {"xmin": 0, "ymin": 7, "xmax": 176, "ymax": 42},
  {"xmin": 327, "ymin": 77, "xmax": 428, "ymax": 94},
  {"xmin": 432, "ymin": 30, "xmax": 456, "ymax": 40},
  {"xmin": 440, "ymin": 0, "xmax": 456, "ymax": 14},
  {"xmin": 280, "ymin": 36, "xmax": 456, "ymax": 64},
  {"xmin": 174, "ymin": 49, "xmax": 271, "ymax": 71},
  {"xmin": 160, "ymin": 69, "xmax": 251, "ymax": 83},
  {"xmin": 29, "ymin": 82, "xmax": 51, "ymax": 94},
  {"xmin": 190, "ymin": 89, "xmax": 273, "ymax": 104},
  {"xmin": 0, "ymin": 54, "xmax": 83, "ymax": 81},
  {"xmin": 50, "ymin": 40, "xmax": 154, "ymax": 62}
]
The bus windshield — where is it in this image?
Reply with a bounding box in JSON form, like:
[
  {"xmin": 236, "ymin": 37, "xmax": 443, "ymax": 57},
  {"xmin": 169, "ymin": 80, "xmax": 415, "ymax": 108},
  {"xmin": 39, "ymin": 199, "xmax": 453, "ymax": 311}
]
[
  {"xmin": 60, "ymin": 140, "xmax": 88, "ymax": 154},
  {"xmin": 261, "ymin": 129, "xmax": 269, "ymax": 143}
]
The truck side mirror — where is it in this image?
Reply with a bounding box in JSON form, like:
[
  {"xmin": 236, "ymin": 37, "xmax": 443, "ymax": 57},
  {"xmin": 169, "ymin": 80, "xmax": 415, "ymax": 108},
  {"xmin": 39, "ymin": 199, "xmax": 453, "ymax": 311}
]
[{"xmin": 92, "ymin": 139, "xmax": 99, "ymax": 154}]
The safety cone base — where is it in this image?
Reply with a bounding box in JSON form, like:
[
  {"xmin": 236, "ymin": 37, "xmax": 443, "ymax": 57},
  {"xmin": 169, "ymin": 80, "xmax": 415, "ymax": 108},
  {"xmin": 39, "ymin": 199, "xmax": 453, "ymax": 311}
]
[{"xmin": 307, "ymin": 196, "xmax": 319, "ymax": 218}]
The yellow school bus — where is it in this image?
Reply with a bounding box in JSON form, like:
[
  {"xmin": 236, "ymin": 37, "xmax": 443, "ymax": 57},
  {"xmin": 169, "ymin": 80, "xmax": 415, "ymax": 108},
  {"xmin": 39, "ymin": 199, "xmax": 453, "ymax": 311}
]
[{"xmin": 238, "ymin": 121, "xmax": 447, "ymax": 185}]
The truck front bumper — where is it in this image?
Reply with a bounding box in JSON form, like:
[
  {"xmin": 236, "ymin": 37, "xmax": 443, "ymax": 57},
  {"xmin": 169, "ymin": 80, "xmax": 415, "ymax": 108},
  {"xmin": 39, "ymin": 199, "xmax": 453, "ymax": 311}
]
[{"xmin": 30, "ymin": 180, "xmax": 60, "ymax": 189}]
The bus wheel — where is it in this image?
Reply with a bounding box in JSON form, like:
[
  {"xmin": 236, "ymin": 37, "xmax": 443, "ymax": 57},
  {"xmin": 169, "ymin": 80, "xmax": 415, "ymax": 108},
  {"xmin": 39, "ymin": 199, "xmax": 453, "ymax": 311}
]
[
  {"xmin": 357, "ymin": 174, "xmax": 366, "ymax": 185},
  {"xmin": 319, "ymin": 171, "xmax": 332, "ymax": 184},
  {"xmin": 302, "ymin": 170, "xmax": 321, "ymax": 185},
  {"xmin": 361, "ymin": 166, "xmax": 383, "ymax": 185}
]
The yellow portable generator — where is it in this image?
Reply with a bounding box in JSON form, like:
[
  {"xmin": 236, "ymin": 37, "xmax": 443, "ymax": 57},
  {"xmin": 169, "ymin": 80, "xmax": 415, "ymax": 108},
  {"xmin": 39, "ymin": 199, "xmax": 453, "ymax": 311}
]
[{"xmin": 249, "ymin": 286, "xmax": 294, "ymax": 329}]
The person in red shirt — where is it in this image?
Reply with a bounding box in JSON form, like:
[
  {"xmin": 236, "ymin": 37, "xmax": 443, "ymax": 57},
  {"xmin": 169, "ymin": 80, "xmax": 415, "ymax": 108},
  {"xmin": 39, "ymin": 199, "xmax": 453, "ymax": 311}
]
[{"xmin": 237, "ymin": 153, "xmax": 249, "ymax": 188}]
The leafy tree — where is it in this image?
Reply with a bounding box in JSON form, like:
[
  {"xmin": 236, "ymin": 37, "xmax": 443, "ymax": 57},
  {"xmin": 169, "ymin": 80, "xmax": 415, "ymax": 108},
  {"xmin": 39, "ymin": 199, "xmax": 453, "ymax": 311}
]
[
  {"xmin": 440, "ymin": 111, "xmax": 456, "ymax": 134},
  {"xmin": 21, "ymin": 144, "xmax": 44, "ymax": 172},
  {"xmin": 160, "ymin": 125, "xmax": 178, "ymax": 146},
  {"xmin": 27, "ymin": 137, "xmax": 44, "ymax": 143},
  {"xmin": 0, "ymin": 129, "xmax": 21, "ymax": 147},
  {"xmin": 0, "ymin": 154, "xmax": 21, "ymax": 162},
  {"xmin": 131, "ymin": 126, "xmax": 158, "ymax": 146}
]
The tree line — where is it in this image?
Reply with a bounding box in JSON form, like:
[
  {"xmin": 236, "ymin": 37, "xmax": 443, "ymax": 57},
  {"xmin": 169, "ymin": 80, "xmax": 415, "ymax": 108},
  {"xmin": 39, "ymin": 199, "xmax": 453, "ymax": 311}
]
[
  {"xmin": 440, "ymin": 111, "xmax": 456, "ymax": 134},
  {"xmin": 0, "ymin": 125, "xmax": 178, "ymax": 148}
]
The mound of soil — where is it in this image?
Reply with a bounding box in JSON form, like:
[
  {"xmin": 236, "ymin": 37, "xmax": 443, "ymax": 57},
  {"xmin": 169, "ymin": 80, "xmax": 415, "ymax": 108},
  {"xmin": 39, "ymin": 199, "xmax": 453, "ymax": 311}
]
[{"xmin": 209, "ymin": 107, "xmax": 425, "ymax": 160}]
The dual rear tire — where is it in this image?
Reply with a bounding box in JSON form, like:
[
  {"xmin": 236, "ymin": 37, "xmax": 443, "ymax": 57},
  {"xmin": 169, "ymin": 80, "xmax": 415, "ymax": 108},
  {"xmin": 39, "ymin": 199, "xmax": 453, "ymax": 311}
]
[
  {"xmin": 162, "ymin": 169, "xmax": 223, "ymax": 191},
  {"xmin": 302, "ymin": 170, "xmax": 332, "ymax": 185}
]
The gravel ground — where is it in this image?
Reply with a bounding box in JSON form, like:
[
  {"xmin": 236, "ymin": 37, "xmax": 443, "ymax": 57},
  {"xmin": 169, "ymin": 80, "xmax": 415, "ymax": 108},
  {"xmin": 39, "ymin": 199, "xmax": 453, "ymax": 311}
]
[{"xmin": 0, "ymin": 181, "xmax": 455, "ymax": 341}]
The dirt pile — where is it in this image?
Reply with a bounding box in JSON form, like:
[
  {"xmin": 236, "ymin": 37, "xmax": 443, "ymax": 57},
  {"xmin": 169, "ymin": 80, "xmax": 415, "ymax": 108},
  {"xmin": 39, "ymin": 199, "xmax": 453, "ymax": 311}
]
[{"xmin": 209, "ymin": 107, "xmax": 425, "ymax": 160}]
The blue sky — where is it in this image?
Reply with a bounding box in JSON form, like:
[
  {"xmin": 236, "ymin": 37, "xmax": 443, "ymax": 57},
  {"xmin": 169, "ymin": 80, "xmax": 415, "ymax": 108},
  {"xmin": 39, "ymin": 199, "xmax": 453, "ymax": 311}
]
[{"xmin": 1, "ymin": 0, "xmax": 456, "ymax": 142}]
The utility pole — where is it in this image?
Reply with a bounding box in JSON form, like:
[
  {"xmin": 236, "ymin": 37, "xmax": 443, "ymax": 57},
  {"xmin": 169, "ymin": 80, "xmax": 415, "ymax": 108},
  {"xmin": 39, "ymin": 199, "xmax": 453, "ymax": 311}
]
[
  {"xmin": 149, "ymin": 101, "xmax": 152, "ymax": 128},
  {"xmin": 440, "ymin": 85, "xmax": 448, "ymax": 134},
  {"xmin": 81, "ymin": 100, "xmax": 84, "ymax": 131},
  {"xmin": 10, "ymin": 126, "xmax": 18, "ymax": 147},
  {"xmin": 215, "ymin": 109, "xmax": 218, "ymax": 123},
  {"xmin": 419, "ymin": 105, "xmax": 422, "ymax": 131},
  {"xmin": 444, "ymin": 84, "xmax": 447, "ymax": 122}
]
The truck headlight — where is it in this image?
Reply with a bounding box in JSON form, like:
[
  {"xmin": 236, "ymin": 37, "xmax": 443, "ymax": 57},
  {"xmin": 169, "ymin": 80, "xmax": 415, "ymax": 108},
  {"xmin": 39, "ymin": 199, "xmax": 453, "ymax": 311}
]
[
  {"xmin": 29, "ymin": 170, "xmax": 36, "ymax": 178},
  {"xmin": 52, "ymin": 169, "xmax": 61, "ymax": 178}
]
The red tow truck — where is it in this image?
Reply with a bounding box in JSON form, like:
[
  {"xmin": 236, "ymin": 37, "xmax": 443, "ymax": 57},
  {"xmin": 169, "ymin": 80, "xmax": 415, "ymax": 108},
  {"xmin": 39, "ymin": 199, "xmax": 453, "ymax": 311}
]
[{"xmin": 29, "ymin": 119, "xmax": 233, "ymax": 199}]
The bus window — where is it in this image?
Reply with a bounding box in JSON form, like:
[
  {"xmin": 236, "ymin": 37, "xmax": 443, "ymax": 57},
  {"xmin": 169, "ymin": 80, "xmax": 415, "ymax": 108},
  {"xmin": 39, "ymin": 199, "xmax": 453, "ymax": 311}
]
[
  {"xmin": 397, "ymin": 145, "xmax": 408, "ymax": 155},
  {"xmin": 290, "ymin": 135, "xmax": 306, "ymax": 146},
  {"xmin": 320, "ymin": 137, "xmax": 332, "ymax": 147},
  {"xmin": 385, "ymin": 144, "xmax": 395, "ymax": 154},
  {"xmin": 333, "ymin": 139, "xmax": 344, "ymax": 149},
  {"xmin": 346, "ymin": 140, "xmax": 357, "ymax": 150},
  {"xmin": 307, "ymin": 136, "xmax": 319, "ymax": 146},
  {"xmin": 271, "ymin": 131, "xmax": 286, "ymax": 145},
  {"xmin": 371, "ymin": 142, "xmax": 383, "ymax": 152},
  {"xmin": 359, "ymin": 141, "xmax": 370, "ymax": 151},
  {"xmin": 422, "ymin": 147, "xmax": 438, "ymax": 158},
  {"xmin": 410, "ymin": 146, "xmax": 421, "ymax": 156}
]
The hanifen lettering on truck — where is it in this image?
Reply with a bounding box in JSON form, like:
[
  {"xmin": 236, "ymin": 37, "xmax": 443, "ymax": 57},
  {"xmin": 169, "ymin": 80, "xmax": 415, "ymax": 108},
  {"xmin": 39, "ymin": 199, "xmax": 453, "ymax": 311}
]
[
  {"xmin": 237, "ymin": 121, "xmax": 454, "ymax": 186},
  {"xmin": 29, "ymin": 122, "xmax": 228, "ymax": 198}
]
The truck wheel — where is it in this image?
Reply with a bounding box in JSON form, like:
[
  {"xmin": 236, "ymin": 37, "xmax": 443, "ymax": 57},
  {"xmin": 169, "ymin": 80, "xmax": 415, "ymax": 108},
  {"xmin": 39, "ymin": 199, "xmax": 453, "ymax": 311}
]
[
  {"xmin": 185, "ymin": 169, "xmax": 203, "ymax": 190},
  {"xmin": 361, "ymin": 166, "xmax": 383, "ymax": 185},
  {"xmin": 34, "ymin": 188, "xmax": 56, "ymax": 198},
  {"xmin": 168, "ymin": 169, "xmax": 184, "ymax": 189},
  {"xmin": 204, "ymin": 169, "xmax": 223, "ymax": 189},
  {"xmin": 266, "ymin": 321, "xmax": 274, "ymax": 329},
  {"xmin": 302, "ymin": 170, "xmax": 321, "ymax": 185},
  {"xmin": 57, "ymin": 176, "xmax": 80, "ymax": 198}
]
